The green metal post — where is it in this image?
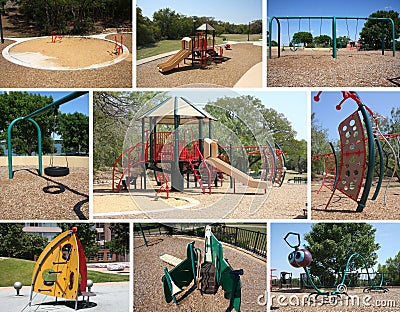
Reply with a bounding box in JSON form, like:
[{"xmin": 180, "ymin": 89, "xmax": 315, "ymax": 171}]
[
  {"xmin": 381, "ymin": 21, "xmax": 385, "ymax": 55},
  {"xmin": 372, "ymin": 135, "xmax": 384, "ymax": 200},
  {"xmin": 198, "ymin": 119, "xmax": 204, "ymax": 155},
  {"xmin": 8, "ymin": 117, "xmax": 42, "ymax": 179},
  {"xmin": 390, "ymin": 18, "xmax": 396, "ymax": 56},
  {"xmin": 357, "ymin": 105, "xmax": 375, "ymax": 212},
  {"xmin": 266, "ymin": 140, "xmax": 277, "ymax": 184},
  {"xmin": 141, "ymin": 118, "xmax": 146, "ymax": 189},
  {"xmin": 137, "ymin": 223, "xmax": 148, "ymax": 247},
  {"xmin": 332, "ymin": 17, "xmax": 337, "ymax": 58}
]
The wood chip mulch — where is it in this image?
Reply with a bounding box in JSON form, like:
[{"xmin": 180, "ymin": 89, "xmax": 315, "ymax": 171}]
[
  {"xmin": 311, "ymin": 178, "xmax": 400, "ymax": 220},
  {"xmin": 134, "ymin": 236, "xmax": 266, "ymax": 312},
  {"xmin": 137, "ymin": 43, "xmax": 262, "ymax": 88},
  {"xmin": 0, "ymin": 166, "xmax": 89, "ymax": 220},
  {"xmin": 267, "ymin": 49, "xmax": 400, "ymax": 87}
]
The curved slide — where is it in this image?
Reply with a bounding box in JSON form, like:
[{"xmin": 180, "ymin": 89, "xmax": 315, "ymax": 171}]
[
  {"xmin": 157, "ymin": 49, "xmax": 192, "ymax": 73},
  {"xmin": 205, "ymin": 157, "xmax": 269, "ymax": 189}
]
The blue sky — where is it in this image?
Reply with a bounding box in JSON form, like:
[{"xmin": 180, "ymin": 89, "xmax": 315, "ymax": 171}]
[
  {"xmin": 137, "ymin": 0, "xmax": 262, "ymax": 24},
  {"xmin": 312, "ymin": 91, "xmax": 399, "ymax": 142},
  {"xmin": 165, "ymin": 90, "xmax": 307, "ymax": 141},
  {"xmin": 268, "ymin": 0, "xmax": 400, "ymax": 45},
  {"xmin": 270, "ymin": 222, "xmax": 400, "ymax": 277}
]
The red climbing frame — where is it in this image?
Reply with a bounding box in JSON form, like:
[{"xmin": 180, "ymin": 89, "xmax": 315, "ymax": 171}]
[{"xmin": 325, "ymin": 110, "xmax": 366, "ymax": 208}]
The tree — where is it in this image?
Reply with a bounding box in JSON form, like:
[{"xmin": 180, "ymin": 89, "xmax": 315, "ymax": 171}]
[
  {"xmin": 0, "ymin": 92, "xmax": 55, "ymax": 155},
  {"xmin": 107, "ymin": 223, "xmax": 129, "ymax": 258},
  {"xmin": 311, "ymin": 112, "xmax": 332, "ymax": 178},
  {"xmin": 0, "ymin": 224, "xmax": 48, "ymax": 260},
  {"xmin": 381, "ymin": 251, "xmax": 400, "ymax": 285},
  {"xmin": 313, "ymin": 35, "xmax": 332, "ymax": 47},
  {"xmin": 57, "ymin": 112, "xmax": 89, "ymax": 154},
  {"xmin": 303, "ymin": 223, "xmax": 380, "ymax": 285},
  {"xmin": 153, "ymin": 8, "xmax": 184, "ymax": 40},
  {"xmin": 93, "ymin": 91, "xmax": 161, "ymax": 170},
  {"xmin": 58, "ymin": 223, "xmax": 99, "ymax": 258},
  {"xmin": 336, "ymin": 36, "xmax": 350, "ymax": 48},
  {"xmin": 137, "ymin": 7, "xmax": 157, "ymax": 45},
  {"xmin": 360, "ymin": 10, "xmax": 400, "ymax": 50},
  {"xmin": 204, "ymin": 96, "xmax": 306, "ymax": 172},
  {"xmin": 292, "ymin": 31, "xmax": 313, "ymax": 47}
]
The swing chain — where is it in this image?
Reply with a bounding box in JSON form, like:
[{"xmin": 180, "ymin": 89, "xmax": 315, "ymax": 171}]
[{"xmin": 49, "ymin": 108, "xmax": 59, "ymax": 167}]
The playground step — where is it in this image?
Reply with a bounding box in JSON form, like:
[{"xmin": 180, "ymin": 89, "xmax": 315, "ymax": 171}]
[{"xmin": 200, "ymin": 262, "xmax": 218, "ymax": 295}]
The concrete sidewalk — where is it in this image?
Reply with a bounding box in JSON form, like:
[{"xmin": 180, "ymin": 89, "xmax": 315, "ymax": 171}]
[
  {"xmin": 0, "ymin": 282, "xmax": 129, "ymax": 311},
  {"xmin": 234, "ymin": 62, "xmax": 263, "ymax": 87}
]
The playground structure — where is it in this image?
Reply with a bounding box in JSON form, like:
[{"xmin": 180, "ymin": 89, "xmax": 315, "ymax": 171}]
[
  {"xmin": 113, "ymin": 35, "xmax": 124, "ymax": 55},
  {"xmin": 268, "ymin": 16, "xmax": 396, "ymax": 59},
  {"xmin": 161, "ymin": 225, "xmax": 243, "ymax": 311},
  {"xmin": 157, "ymin": 23, "xmax": 226, "ymax": 73},
  {"xmin": 7, "ymin": 91, "xmax": 87, "ymax": 179},
  {"xmin": 26, "ymin": 227, "xmax": 95, "ymax": 311},
  {"xmin": 312, "ymin": 91, "xmax": 399, "ymax": 212},
  {"xmin": 111, "ymin": 96, "xmax": 286, "ymax": 195},
  {"xmin": 284, "ymin": 232, "xmax": 389, "ymax": 300}
]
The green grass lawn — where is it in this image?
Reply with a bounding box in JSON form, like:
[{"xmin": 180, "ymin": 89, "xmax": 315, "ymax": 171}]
[
  {"xmin": 137, "ymin": 34, "xmax": 262, "ymax": 60},
  {"xmin": 137, "ymin": 40, "xmax": 181, "ymax": 60},
  {"xmin": 0, "ymin": 258, "xmax": 129, "ymax": 287}
]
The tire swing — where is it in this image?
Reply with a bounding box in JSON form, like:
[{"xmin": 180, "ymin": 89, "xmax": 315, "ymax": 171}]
[{"xmin": 44, "ymin": 108, "xmax": 70, "ymax": 178}]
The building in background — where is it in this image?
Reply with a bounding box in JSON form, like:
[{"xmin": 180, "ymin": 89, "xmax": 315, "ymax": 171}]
[{"xmin": 23, "ymin": 223, "xmax": 62, "ymax": 241}]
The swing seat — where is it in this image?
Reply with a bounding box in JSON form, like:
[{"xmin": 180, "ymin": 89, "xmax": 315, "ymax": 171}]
[{"xmin": 44, "ymin": 166, "xmax": 70, "ymax": 177}]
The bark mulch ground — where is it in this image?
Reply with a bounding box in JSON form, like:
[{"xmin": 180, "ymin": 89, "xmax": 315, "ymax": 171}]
[
  {"xmin": 137, "ymin": 43, "xmax": 262, "ymax": 88},
  {"xmin": 0, "ymin": 166, "xmax": 89, "ymax": 220},
  {"xmin": 270, "ymin": 288, "xmax": 400, "ymax": 311},
  {"xmin": 311, "ymin": 178, "xmax": 400, "ymax": 220},
  {"xmin": 0, "ymin": 34, "xmax": 132, "ymax": 88},
  {"xmin": 267, "ymin": 49, "xmax": 400, "ymax": 87},
  {"xmin": 134, "ymin": 235, "xmax": 266, "ymax": 312}
]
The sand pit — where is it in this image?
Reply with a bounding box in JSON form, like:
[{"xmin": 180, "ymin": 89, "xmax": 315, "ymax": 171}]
[{"xmin": 3, "ymin": 36, "xmax": 129, "ymax": 70}]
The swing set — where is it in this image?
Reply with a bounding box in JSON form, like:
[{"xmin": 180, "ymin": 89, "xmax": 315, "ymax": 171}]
[
  {"xmin": 7, "ymin": 91, "xmax": 88, "ymax": 179},
  {"xmin": 313, "ymin": 91, "xmax": 399, "ymax": 212},
  {"xmin": 268, "ymin": 15, "xmax": 396, "ymax": 59}
]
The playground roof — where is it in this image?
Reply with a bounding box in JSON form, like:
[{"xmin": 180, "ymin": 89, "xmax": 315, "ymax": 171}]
[
  {"xmin": 137, "ymin": 96, "xmax": 217, "ymax": 125},
  {"xmin": 197, "ymin": 23, "xmax": 215, "ymax": 31}
]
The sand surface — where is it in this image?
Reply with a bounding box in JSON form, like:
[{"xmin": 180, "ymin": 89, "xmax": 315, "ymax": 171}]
[
  {"xmin": 93, "ymin": 178, "xmax": 307, "ymax": 220},
  {"xmin": 9, "ymin": 37, "xmax": 123, "ymax": 69}
]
